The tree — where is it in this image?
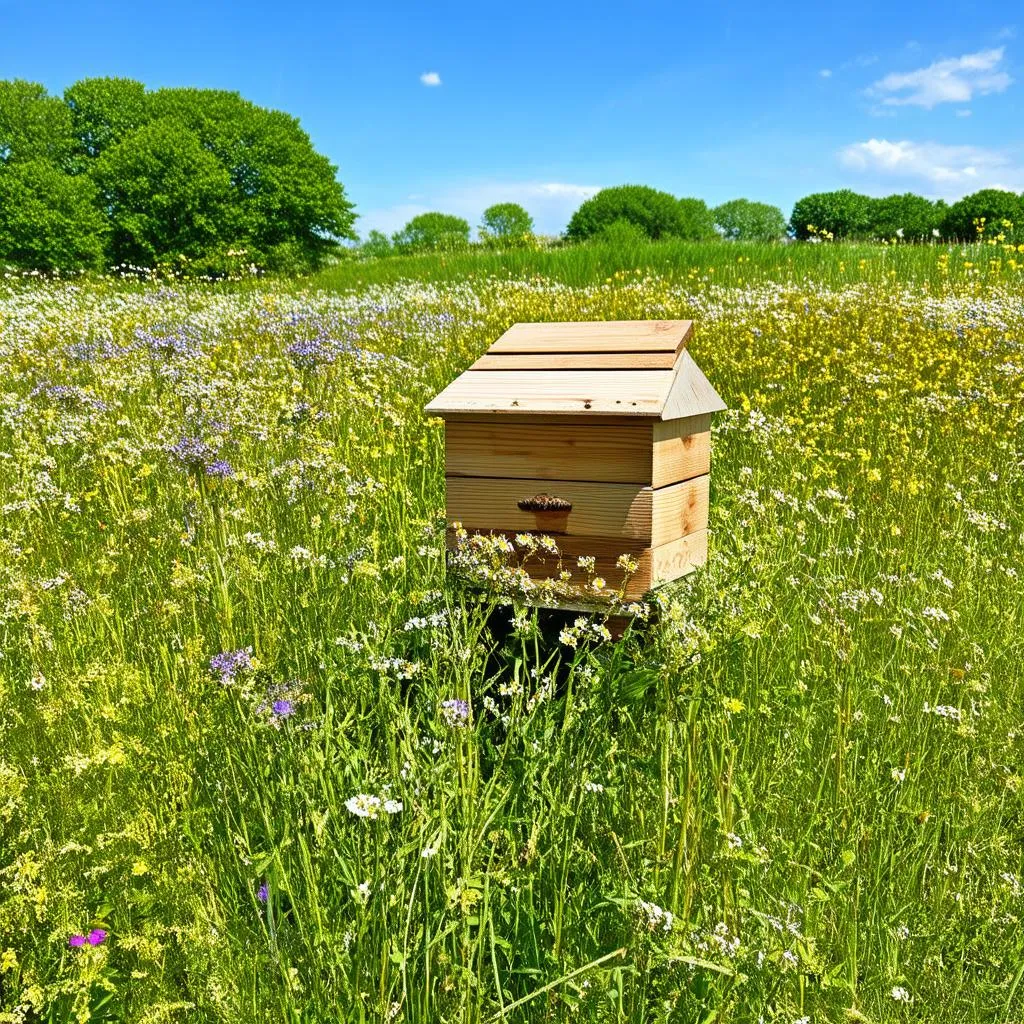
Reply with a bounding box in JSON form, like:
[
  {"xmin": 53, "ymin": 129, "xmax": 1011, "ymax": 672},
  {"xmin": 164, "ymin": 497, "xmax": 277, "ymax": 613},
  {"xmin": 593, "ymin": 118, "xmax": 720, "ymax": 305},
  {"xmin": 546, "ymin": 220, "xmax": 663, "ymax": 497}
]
[
  {"xmin": 392, "ymin": 212, "xmax": 470, "ymax": 253},
  {"xmin": 360, "ymin": 229, "xmax": 393, "ymax": 258},
  {"xmin": 790, "ymin": 190, "xmax": 874, "ymax": 240},
  {"xmin": 676, "ymin": 197, "xmax": 718, "ymax": 241},
  {"xmin": 713, "ymin": 198, "xmax": 787, "ymax": 241},
  {"xmin": 0, "ymin": 79, "xmax": 76, "ymax": 167},
  {"xmin": 863, "ymin": 194, "xmax": 940, "ymax": 241},
  {"xmin": 567, "ymin": 185, "xmax": 696, "ymax": 242},
  {"xmin": 479, "ymin": 202, "xmax": 533, "ymax": 244},
  {"xmin": 64, "ymin": 77, "xmax": 148, "ymax": 160},
  {"xmin": 0, "ymin": 160, "xmax": 106, "ymax": 269},
  {"xmin": 91, "ymin": 117, "xmax": 237, "ymax": 268},
  {"xmin": 143, "ymin": 88, "xmax": 356, "ymax": 268},
  {"xmin": 941, "ymin": 188, "xmax": 1024, "ymax": 242}
]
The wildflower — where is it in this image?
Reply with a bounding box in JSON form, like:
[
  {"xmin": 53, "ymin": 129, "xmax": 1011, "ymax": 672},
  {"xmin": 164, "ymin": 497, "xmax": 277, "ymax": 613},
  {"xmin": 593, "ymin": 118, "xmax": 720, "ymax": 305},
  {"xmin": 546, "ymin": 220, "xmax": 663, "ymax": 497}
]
[
  {"xmin": 257, "ymin": 883, "xmax": 269, "ymax": 903},
  {"xmin": 271, "ymin": 699, "xmax": 295, "ymax": 718},
  {"xmin": 205, "ymin": 459, "xmax": 235, "ymax": 478},
  {"xmin": 68, "ymin": 934, "xmax": 87, "ymax": 948},
  {"xmin": 440, "ymin": 698, "xmax": 470, "ymax": 728},
  {"xmin": 209, "ymin": 648, "xmax": 253, "ymax": 685},
  {"xmin": 636, "ymin": 899, "xmax": 673, "ymax": 933},
  {"xmin": 87, "ymin": 930, "xmax": 107, "ymax": 946},
  {"xmin": 421, "ymin": 846, "xmax": 437, "ymax": 858},
  {"xmin": 346, "ymin": 793, "xmax": 383, "ymax": 819},
  {"xmin": 891, "ymin": 986, "xmax": 912, "ymax": 1002}
]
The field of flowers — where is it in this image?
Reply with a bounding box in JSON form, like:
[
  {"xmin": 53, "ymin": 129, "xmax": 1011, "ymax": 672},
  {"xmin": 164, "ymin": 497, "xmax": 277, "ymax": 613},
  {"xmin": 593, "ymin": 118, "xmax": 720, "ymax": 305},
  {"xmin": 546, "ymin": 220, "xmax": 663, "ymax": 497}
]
[{"xmin": 1, "ymin": 257, "xmax": 1022, "ymax": 1023}]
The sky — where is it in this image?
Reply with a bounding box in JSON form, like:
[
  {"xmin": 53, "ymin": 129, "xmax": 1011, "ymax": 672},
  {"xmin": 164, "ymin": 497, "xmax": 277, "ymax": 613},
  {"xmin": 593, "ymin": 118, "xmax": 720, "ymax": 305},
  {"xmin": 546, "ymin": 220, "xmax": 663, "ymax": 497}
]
[{"xmin": 0, "ymin": 0, "xmax": 1020, "ymax": 238}]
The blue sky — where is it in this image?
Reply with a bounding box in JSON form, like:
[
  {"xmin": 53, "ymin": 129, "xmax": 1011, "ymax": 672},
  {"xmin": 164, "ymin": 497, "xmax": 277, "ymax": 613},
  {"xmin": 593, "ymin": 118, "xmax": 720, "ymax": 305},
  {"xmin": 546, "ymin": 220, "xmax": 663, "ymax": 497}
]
[{"xmin": 0, "ymin": 0, "xmax": 1019, "ymax": 237}]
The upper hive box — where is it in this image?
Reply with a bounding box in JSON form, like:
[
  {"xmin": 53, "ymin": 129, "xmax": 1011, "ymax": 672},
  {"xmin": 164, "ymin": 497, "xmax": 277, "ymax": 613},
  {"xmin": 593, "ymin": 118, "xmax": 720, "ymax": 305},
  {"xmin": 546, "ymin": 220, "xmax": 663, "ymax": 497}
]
[{"xmin": 425, "ymin": 320, "xmax": 726, "ymax": 601}]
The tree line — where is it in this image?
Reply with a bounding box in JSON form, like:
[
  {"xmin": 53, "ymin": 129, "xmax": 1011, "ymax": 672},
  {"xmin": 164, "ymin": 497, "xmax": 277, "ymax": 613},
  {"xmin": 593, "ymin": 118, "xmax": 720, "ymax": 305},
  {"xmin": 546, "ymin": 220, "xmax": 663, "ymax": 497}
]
[
  {"xmin": 3, "ymin": 73, "xmax": 1023, "ymax": 273},
  {"xmin": 372, "ymin": 185, "xmax": 1024, "ymax": 255},
  {"xmin": 0, "ymin": 78, "xmax": 355, "ymax": 273}
]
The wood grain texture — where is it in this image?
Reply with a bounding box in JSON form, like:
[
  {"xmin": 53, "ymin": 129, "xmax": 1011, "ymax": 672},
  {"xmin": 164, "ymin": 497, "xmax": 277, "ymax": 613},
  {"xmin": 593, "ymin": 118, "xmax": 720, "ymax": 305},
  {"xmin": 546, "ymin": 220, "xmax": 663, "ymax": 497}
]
[
  {"xmin": 470, "ymin": 351, "xmax": 677, "ymax": 370},
  {"xmin": 660, "ymin": 350, "xmax": 728, "ymax": 421},
  {"xmin": 446, "ymin": 477, "xmax": 653, "ymax": 540},
  {"xmin": 650, "ymin": 475, "xmax": 709, "ymax": 547},
  {"xmin": 490, "ymin": 320, "xmax": 693, "ymax": 354},
  {"xmin": 651, "ymin": 428, "xmax": 711, "ymax": 488},
  {"xmin": 425, "ymin": 369, "xmax": 673, "ymax": 416},
  {"xmin": 445, "ymin": 420, "xmax": 655, "ymax": 484},
  {"xmin": 651, "ymin": 529, "xmax": 709, "ymax": 585}
]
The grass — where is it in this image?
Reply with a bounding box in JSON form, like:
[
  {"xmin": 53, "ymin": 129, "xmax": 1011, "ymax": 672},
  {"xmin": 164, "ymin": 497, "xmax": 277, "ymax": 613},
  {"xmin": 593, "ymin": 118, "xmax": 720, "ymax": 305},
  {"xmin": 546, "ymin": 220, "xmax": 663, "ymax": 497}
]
[
  {"xmin": 315, "ymin": 236, "xmax": 1024, "ymax": 291},
  {"xmin": 0, "ymin": 252, "xmax": 1022, "ymax": 1023}
]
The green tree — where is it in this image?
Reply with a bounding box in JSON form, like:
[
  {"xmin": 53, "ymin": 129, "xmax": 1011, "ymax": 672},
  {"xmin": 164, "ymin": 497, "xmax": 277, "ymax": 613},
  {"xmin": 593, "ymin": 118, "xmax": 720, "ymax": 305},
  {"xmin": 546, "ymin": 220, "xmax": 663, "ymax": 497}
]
[
  {"xmin": 0, "ymin": 79, "xmax": 76, "ymax": 167},
  {"xmin": 596, "ymin": 218, "xmax": 650, "ymax": 246},
  {"xmin": 864, "ymin": 193, "xmax": 940, "ymax": 241},
  {"xmin": 144, "ymin": 88, "xmax": 356, "ymax": 269},
  {"xmin": 479, "ymin": 202, "xmax": 534, "ymax": 244},
  {"xmin": 0, "ymin": 159, "xmax": 106, "ymax": 269},
  {"xmin": 567, "ymin": 185, "xmax": 697, "ymax": 242},
  {"xmin": 392, "ymin": 212, "xmax": 470, "ymax": 253},
  {"xmin": 64, "ymin": 77, "xmax": 148, "ymax": 160},
  {"xmin": 790, "ymin": 190, "xmax": 874, "ymax": 240},
  {"xmin": 91, "ymin": 118, "xmax": 236, "ymax": 268},
  {"xmin": 941, "ymin": 188, "xmax": 1024, "ymax": 242},
  {"xmin": 713, "ymin": 198, "xmax": 787, "ymax": 241},
  {"xmin": 360, "ymin": 229, "xmax": 393, "ymax": 258}
]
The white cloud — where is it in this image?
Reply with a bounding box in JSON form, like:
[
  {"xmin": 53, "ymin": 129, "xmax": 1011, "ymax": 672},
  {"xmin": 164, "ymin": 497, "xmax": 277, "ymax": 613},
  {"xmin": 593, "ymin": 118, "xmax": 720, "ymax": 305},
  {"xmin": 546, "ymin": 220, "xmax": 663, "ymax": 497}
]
[
  {"xmin": 819, "ymin": 68, "xmax": 832, "ymax": 78},
  {"xmin": 839, "ymin": 138, "xmax": 1024, "ymax": 194},
  {"xmin": 356, "ymin": 181, "xmax": 603, "ymax": 239},
  {"xmin": 956, "ymin": 108, "xmax": 972, "ymax": 117},
  {"xmin": 420, "ymin": 71, "xmax": 441, "ymax": 87},
  {"xmin": 869, "ymin": 47, "xmax": 1011, "ymax": 108}
]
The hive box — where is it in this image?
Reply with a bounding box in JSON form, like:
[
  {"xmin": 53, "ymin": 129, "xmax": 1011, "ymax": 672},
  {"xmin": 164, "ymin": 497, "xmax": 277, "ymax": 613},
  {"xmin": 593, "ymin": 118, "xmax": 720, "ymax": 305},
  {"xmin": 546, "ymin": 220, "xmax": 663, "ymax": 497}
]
[{"xmin": 425, "ymin": 320, "xmax": 726, "ymax": 601}]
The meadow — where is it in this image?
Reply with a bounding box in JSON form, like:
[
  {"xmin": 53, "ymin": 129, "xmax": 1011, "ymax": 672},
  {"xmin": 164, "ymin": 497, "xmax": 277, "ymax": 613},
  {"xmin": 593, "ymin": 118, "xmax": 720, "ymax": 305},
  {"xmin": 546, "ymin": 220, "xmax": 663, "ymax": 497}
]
[{"xmin": 0, "ymin": 241, "xmax": 1022, "ymax": 1023}]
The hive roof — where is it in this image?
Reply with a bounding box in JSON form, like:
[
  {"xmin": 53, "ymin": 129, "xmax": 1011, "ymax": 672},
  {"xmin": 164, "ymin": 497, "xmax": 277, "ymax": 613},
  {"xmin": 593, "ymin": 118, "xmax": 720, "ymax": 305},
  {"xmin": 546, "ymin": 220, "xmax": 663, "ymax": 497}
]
[{"xmin": 425, "ymin": 319, "xmax": 726, "ymax": 419}]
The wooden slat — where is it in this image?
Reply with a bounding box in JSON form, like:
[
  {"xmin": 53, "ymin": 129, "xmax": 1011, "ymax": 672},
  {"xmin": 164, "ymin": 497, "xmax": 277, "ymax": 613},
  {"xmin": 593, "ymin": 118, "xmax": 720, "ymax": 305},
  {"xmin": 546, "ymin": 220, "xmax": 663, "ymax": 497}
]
[
  {"xmin": 425, "ymin": 369, "xmax": 673, "ymax": 416},
  {"xmin": 446, "ymin": 477, "xmax": 653, "ymax": 540},
  {"xmin": 491, "ymin": 320, "xmax": 692, "ymax": 354},
  {"xmin": 652, "ymin": 418, "xmax": 711, "ymax": 489},
  {"xmin": 651, "ymin": 530, "xmax": 708, "ymax": 586},
  {"xmin": 650, "ymin": 475, "xmax": 709, "ymax": 547},
  {"xmin": 471, "ymin": 351, "xmax": 677, "ymax": 370},
  {"xmin": 445, "ymin": 420, "xmax": 654, "ymax": 484}
]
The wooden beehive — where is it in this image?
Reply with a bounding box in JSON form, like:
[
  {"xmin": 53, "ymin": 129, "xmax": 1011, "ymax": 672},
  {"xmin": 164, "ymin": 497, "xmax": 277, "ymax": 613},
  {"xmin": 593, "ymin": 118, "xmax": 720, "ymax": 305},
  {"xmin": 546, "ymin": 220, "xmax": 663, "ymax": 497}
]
[{"xmin": 425, "ymin": 320, "xmax": 726, "ymax": 602}]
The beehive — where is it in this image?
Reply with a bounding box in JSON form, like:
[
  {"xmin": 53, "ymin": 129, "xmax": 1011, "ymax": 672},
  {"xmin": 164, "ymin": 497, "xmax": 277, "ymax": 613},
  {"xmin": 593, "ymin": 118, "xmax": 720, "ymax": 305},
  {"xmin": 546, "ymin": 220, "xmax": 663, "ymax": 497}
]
[{"xmin": 425, "ymin": 320, "xmax": 726, "ymax": 602}]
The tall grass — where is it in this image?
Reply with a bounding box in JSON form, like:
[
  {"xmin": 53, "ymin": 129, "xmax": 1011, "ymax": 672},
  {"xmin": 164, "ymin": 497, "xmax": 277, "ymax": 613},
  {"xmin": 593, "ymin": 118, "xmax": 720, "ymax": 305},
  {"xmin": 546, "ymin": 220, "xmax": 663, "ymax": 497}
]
[
  {"xmin": 0, "ymin": 266, "xmax": 1022, "ymax": 1023},
  {"xmin": 315, "ymin": 237, "xmax": 1024, "ymax": 291}
]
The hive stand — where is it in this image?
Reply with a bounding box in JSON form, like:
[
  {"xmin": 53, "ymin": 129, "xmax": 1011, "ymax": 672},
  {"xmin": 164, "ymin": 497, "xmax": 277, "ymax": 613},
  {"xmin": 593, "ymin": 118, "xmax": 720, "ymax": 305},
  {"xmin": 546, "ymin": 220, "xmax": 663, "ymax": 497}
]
[{"xmin": 426, "ymin": 320, "xmax": 726, "ymax": 620}]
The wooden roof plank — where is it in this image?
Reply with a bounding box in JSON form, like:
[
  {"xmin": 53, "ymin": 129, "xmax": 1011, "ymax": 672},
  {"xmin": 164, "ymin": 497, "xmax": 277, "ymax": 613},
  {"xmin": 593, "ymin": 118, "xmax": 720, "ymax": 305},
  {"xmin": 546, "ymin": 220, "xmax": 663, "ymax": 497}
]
[
  {"xmin": 425, "ymin": 368, "xmax": 674, "ymax": 416},
  {"xmin": 490, "ymin": 320, "xmax": 693, "ymax": 354},
  {"xmin": 471, "ymin": 352, "xmax": 677, "ymax": 370}
]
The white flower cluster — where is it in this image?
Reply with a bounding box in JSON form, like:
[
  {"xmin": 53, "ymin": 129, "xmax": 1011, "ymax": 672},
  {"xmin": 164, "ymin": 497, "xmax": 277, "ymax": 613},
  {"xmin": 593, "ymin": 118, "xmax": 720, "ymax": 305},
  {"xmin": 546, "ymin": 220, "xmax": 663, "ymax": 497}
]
[
  {"xmin": 345, "ymin": 793, "xmax": 403, "ymax": 819},
  {"xmin": 636, "ymin": 899, "xmax": 674, "ymax": 933}
]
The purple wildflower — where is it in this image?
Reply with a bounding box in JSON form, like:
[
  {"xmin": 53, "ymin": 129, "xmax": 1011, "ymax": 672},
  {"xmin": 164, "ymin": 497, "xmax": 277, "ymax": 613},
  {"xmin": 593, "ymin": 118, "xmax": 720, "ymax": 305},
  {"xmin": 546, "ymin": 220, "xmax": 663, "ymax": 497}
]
[
  {"xmin": 210, "ymin": 648, "xmax": 253, "ymax": 685},
  {"xmin": 286, "ymin": 336, "xmax": 340, "ymax": 368},
  {"xmin": 271, "ymin": 699, "xmax": 295, "ymax": 718},
  {"xmin": 205, "ymin": 459, "xmax": 235, "ymax": 479},
  {"xmin": 135, "ymin": 323, "xmax": 202, "ymax": 359},
  {"xmin": 167, "ymin": 436, "xmax": 216, "ymax": 472},
  {"xmin": 87, "ymin": 929, "xmax": 107, "ymax": 946},
  {"xmin": 68, "ymin": 934, "xmax": 87, "ymax": 948},
  {"xmin": 440, "ymin": 698, "xmax": 470, "ymax": 728},
  {"xmin": 257, "ymin": 883, "xmax": 269, "ymax": 903}
]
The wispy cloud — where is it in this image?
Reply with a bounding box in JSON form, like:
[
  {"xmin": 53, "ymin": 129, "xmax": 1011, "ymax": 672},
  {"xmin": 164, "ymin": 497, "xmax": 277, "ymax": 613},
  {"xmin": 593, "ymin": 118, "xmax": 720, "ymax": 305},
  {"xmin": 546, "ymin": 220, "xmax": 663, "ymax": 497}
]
[
  {"xmin": 419, "ymin": 71, "xmax": 441, "ymax": 87},
  {"xmin": 819, "ymin": 68, "xmax": 832, "ymax": 79},
  {"xmin": 868, "ymin": 47, "xmax": 1011, "ymax": 109},
  {"xmin": 356, "ymin": 181, "xmax": 602, "ymax": 238},
  {"xmin": 839, "ymin": 138, "xmax": 1024, "ymax": 193}
]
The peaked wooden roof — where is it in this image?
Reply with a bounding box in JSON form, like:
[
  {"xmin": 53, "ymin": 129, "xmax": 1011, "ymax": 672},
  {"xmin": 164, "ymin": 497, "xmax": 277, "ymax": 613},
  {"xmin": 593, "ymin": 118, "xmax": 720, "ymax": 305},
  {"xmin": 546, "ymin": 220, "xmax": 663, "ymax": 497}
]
[{"xmin": 425, "ymin": 319, "xmax": 726, "ymax": 420}]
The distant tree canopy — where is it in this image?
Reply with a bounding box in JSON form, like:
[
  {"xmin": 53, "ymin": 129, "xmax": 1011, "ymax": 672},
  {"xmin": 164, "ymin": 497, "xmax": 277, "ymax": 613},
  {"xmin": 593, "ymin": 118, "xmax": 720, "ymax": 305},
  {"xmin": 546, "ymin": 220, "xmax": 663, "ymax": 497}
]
[
  {"xmin": 940, "ymin": 188, "xmax": 1024, "ymax": 242},
  {"xmin": 0, "ymin": 76, "xmax": 355, "ymax": 272},
  {"xmin": 392, "ymin": 212, "xmax": 471, "ymax": 253},
  {"xmin": 713, "ymin": 199, "xmax": 787, "ymax": 241},
  {"xmin": 479, "ymin": 202, "xmax": 534, "ymax": 244},
  {"xmin": 566, "ymin": 186, "xmax": 715, "ymax": 242}
]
